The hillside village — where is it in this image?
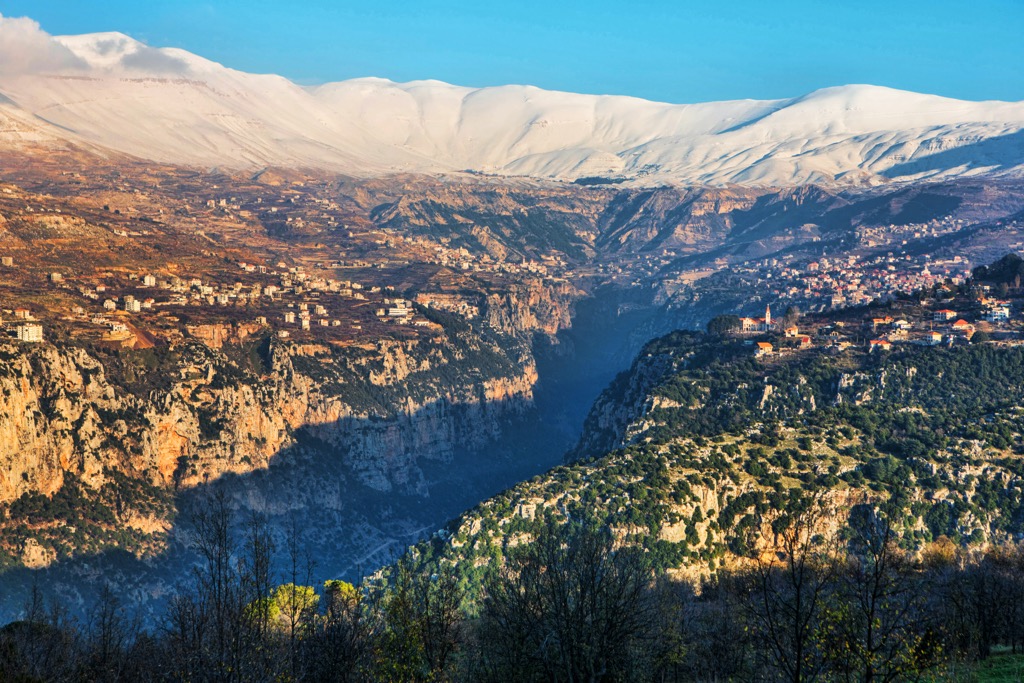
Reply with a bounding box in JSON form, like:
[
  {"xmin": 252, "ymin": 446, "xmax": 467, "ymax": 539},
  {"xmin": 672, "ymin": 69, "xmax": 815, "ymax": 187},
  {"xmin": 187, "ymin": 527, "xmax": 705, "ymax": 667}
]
[
  {"xmin": 0, "ymin": 167, "xmax": 587, "ymax": 351},
  {"xmin": 734, "ymin": 273, "xmax": 1024, "ymax": 360},
  {"xmin": 2, "ymin": 150, "xmax": 1023, "ymax": 363},
  {"xmin": 731, "ymin": 249, "xmax": 974, "ymax": 311},
  {"xmin": 2, "ymin": 232, "xmax": 1022, "ymax": 355},
  {"xmin": 0, "ymin": 253, "xmax": 463, "ymax": 348}
]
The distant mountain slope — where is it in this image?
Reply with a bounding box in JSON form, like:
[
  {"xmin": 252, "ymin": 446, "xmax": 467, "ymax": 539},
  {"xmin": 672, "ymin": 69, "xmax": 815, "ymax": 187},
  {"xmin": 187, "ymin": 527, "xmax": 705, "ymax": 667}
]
[{"xmin": 0, "ymin": 25, "xmax": 1022, "ymax": 186}]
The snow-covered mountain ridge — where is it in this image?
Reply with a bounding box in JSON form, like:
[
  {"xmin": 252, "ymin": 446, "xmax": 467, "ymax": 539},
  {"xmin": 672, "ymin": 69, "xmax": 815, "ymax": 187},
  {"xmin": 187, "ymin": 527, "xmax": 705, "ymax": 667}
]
[{"xmin": 0, "ymin": 25, "xmax": 1022, "ymax": 187}]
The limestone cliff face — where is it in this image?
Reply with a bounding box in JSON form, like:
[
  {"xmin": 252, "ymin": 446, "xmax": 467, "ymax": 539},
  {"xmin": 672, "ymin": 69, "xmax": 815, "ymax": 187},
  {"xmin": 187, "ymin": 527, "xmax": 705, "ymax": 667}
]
[
  {"xmin": 441, "ymin": 447, "xmax": 873, "ymax": 586},
  {"xmin": 184, "ymin": 323, "xmax": 263, "ymax": 349},
  {"xmin": 0, "ymin": 330, "xmax": 539, "ymax": 509},
  {"xmin": 310, "ymin": 362, "xmax": 540, "ymax": 493},
  {"xmin": 483, "ymin": 279, "xmax": 578, "ymax": 337},
  {"xmin": 595, "ymin": 187, "xmax": 759, "ymax": 254},
  {"xmin": 569, "ymin": 340, "xmax": 681, "ymax": 460},
  {"xmin": 0, "ymin": 344, "xmax": 111, "ymax": 502}
]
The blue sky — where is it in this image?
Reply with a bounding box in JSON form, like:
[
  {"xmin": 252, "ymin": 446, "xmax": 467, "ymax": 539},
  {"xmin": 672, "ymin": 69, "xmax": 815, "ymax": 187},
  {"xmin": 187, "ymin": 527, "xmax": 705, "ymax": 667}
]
[{"xmin": 3, "ymin": 0, "xmax": 1022, "ymax": 103}]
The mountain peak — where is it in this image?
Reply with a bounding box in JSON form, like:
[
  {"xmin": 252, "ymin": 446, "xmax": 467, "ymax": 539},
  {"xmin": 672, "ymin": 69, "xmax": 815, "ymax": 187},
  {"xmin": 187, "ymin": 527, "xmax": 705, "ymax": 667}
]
[
  {"xmin": 55, "ymin": 32, "xmax": 143, "ymax": 67},
  {"xmin": 1, "ymin": 26, "xmax": 1021, "ymax": 187},
  {"xmin": 54, "ymin": 31, "xmax": 203, "ymax": 75}
]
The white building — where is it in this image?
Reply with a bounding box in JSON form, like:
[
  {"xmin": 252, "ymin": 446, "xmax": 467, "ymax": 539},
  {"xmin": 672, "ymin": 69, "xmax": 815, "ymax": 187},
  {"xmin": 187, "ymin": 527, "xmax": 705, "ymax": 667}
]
[
  {"xmin": 984, "ymin": 305, "xmax": 1010, "ymax": 323},
  {"xmin": 740, "ymin": 305, "xmax": 773, "ymax": 333},
  {"xmin": 16, "ymin": 323, "xmax": 43, "ymax": 342}
]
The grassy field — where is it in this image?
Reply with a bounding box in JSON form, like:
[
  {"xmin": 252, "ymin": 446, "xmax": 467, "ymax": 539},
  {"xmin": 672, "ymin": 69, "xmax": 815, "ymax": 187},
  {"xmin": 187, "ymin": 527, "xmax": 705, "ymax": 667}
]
[
  {"xmin": 934, "ymin": 652, "xmax": 1024, "ymax": 682},
  {"xmin": 976, "ymin": 654, "xmax": 1024, "ymax": 683}
]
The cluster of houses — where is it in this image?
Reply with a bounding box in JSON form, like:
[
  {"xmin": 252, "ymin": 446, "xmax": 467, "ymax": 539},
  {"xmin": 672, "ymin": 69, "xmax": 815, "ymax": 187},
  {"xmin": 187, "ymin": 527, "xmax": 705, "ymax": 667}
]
[
  {"xmin": 400, "ymin": 232, "xmax": 564, "ymax": 277},
  {"xmin": 2, "ymin": 257, "xmax": 44, "ymax": 341},
  {"xmin": 0, "ymin": 247, "xmax": 471, "ymax": 346},
  {"xmin": 728, "ymin": 252, "xmax": 972, "ymax": 314},
  {"xmin": 803, "ymin": 255, "xmax": 970, "ymax": 309},
  {"xmin": 744, "ymin": 294, "xmax": 1018, "ymax": 360},
  {"xmin": 183, "ymin": 186, "xmax": 573, "ymax": 282},
  {"xmin": 415, "ymin": 292, "xmax": 480, "ymax": 319},
  {"xmin": 855, "ymin": 216, "xmax": 976, "ymax": 249},
  {"xmin": 866, "ymin": 307, "xmax": 982, "ymax": 349}
]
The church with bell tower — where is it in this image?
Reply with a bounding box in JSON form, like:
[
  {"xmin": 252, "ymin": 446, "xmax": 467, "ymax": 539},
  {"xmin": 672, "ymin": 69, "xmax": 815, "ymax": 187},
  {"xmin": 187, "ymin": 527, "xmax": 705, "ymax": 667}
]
[{"xmin": 740, "ymin": 304, "xmax": 776, "ymax": 333}]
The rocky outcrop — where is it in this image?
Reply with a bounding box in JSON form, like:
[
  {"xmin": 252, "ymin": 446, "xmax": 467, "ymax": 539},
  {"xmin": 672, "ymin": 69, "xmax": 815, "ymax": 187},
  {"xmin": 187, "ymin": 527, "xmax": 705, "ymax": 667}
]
[
  {"xmin": 186, "ymin": 322, "xmax": 263, "ymax": 349},
  {"xmin": 0, "ymin": 344, "xmax": 112, "ymax": 502},
  {"xmin": 0, "ymin": 327, "xmax": 539, "ymax": 510},
  {"xmin": 484, "ymin": 279, "xmax": 578, "ymax": 337}
]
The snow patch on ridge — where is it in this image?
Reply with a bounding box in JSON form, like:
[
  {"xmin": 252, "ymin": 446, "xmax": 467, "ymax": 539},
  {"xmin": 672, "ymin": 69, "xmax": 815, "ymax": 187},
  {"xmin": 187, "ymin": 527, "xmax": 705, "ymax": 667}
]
[{"xmin": 0, "ymin": 19, "xmax": 1020, "ymax": 187}]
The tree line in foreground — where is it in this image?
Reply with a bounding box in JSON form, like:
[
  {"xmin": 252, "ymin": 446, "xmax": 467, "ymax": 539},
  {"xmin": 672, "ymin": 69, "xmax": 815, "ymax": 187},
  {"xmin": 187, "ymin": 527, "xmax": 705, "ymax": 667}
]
[{"xmin": 4, "ymin": 493, "xmax": 1024, "ymax": 682}]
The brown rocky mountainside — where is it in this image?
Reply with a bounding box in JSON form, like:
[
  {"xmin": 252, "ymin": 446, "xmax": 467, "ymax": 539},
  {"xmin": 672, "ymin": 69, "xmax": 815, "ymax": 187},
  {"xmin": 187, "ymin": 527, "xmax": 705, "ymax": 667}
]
[{"xmin": 1, "ymin": 147, "xmax": 1024, "ymax": 619}]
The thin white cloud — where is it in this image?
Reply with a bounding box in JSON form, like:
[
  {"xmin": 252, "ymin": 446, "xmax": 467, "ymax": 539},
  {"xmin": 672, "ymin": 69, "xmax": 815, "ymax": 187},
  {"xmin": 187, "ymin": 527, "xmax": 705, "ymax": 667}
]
[
  {"xmin": 121, "ymin": 46, "xmax": 191, "ymax": 74},
  {"xmin": 0, "ymin": 13, "xmax": 87, "ymax": 75}
]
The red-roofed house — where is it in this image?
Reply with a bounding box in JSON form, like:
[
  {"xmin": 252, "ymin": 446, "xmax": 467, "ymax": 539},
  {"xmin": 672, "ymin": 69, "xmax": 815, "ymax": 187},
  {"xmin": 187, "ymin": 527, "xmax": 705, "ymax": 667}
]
[
  {"xmin": 952, "ymin": 320, "xmax": 975, "ymax": 337},
  {"xmin": 869, "ymin": 339, "xmax": 892, "ymax": 352}
]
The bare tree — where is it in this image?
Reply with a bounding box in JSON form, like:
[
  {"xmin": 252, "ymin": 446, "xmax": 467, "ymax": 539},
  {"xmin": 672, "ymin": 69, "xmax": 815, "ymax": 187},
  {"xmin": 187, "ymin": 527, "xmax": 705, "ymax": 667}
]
[
  {"xmin": 826, "ymin": 504, "xmax": 939, "ymax": 683},
  {"xmin": 478, "ymin": 515, "xmax": 653, "ymax": 682},
  {"xmin": 164, "ymin": 490, "xmax": 280, "ymax": 681},
  {"xmin": 300, "ymin": 579, "xmax": 370, "ymax": 682},
  {"xmin": 740, "ymin": 491, "xmax": 840, "ymax": 683},
  {"xmin": 239, "ymin": 510, "xmax": 275, "ymax": 641},
  {"xmin": 415, "ymin": 566, "xmax": 462, "ymax": 680},
  {"xmin": 280, "ymin": 515, "xmax": 317, "ymax": 677},
  {"xmin": 80, "ymin": 583, "xmax": 135, "ymax": 682},
  {"xmin": 0, "ymin": 583, "xmax": 80, "ymax": 682}
]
